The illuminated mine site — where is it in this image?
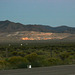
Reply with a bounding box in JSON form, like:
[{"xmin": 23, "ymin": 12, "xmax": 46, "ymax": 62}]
[
  {"xmin": 21, "ymin": 32, "xmax": 52, "ymax": 40},
  {"xmin": 21, "ymin": 32, "xmax": 68, "ymax": 40},
  {"xmin": 21, "ymin": 37, "xmax": 52, "ymax": 40}
]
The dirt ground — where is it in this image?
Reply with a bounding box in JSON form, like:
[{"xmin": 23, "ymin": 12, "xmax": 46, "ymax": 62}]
[{"xmin": 0, "ymin": 65, "xmax": 75, "ymax": 75}]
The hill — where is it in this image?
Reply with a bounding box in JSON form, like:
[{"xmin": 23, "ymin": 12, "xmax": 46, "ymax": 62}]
[
  {"xmin": 0, "ymin": 20, "xmax": 75, "ymax": 41},
  {"xmin": 0, "ymin": 20, "xmax": 75, "ymax": 33}
]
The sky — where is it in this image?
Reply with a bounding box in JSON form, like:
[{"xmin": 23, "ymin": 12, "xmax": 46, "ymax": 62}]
[{"xmin": 0, "ymin": 0, "xmax": 75, "ymax": 27}]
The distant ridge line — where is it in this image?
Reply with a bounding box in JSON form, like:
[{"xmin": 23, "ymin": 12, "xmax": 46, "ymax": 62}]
[{"xmin": 0, "ymin": 20, "xmax": 75, "ymax": 33}]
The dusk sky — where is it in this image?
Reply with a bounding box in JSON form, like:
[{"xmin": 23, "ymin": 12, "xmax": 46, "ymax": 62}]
[{"xmin": 0, "ymin": 0, "xmax": 75, "ymax": 27}]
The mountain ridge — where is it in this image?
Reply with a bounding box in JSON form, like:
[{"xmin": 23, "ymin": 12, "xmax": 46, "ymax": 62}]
[{"xmin": 0, "ymin": 20, "xmax": 75, "ymax": 33}]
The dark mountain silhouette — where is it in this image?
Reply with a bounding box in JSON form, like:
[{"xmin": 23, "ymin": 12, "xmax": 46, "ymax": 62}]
[{"xmin": 0, "ymin": 20, "xmax": 75, "ymax": 33}]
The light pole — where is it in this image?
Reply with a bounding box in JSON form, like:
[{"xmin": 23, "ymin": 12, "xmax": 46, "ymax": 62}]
[
  {"xmin": 6, "ymin": 44, "xmax": 10, "ymax": 58},
  {"xmin": 6, "ymin": 48, "xmax": 8, "ymax": 58}
]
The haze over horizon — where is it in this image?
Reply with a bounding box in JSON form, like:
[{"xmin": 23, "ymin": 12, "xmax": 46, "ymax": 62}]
[{"xmin": 0, "ymin": 0, "xmax": 75, "ymax": 27}]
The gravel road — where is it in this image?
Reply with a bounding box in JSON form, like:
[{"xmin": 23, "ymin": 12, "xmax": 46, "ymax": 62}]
[{"xmin": 0, "ymin": 65, "xmax": 75, "ymax": 75}]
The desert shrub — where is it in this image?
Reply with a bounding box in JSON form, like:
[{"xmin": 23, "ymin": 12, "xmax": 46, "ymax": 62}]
[
  {"xmin": 25, "ymin": 53, "xmax": 42, "ymax": 67},
  {"xmin": 10, "ymin": 51, "xmax": 18, "ymax": 56},
  {"xmin": 0, "ymin": 60, "xmax": 9, "ymax": 70},
  {"xmin": 59, "ymin": 51, "xmax": 74, "ymax": 65},
  {"xmin": 8, "ymin": 56, "xmax": 29, "ymax": 69},
  {"xmin": 39, "ymin": 57, "xmax": 62, "ymax": 67},
  {"xmin": 47, "ymin": 58, "xmax": 62, "ymax": 66},
  {"xmin": 17, "ymin": 52, "xmax": 26, "ymax": 57},
  {"xmin": 59, "ymin": 51, "xmax": 70, "ymax": 61}
]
